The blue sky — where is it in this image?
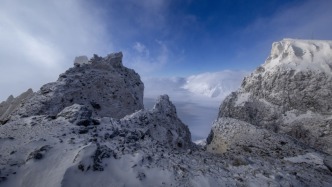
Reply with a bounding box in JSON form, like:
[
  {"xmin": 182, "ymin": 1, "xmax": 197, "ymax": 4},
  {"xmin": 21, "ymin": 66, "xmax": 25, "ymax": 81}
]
[
  {"xmin": 1, "ymin": 0, "xmax": 332, "ymax": 139},
  {"xmin": 89, "ymin": 0, "xmax": 332, "ymax": 76}
]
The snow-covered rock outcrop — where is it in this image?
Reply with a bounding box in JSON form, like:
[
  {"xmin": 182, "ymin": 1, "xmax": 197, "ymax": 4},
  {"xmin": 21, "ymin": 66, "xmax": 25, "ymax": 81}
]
[
  {"xmin": 6, "ymin": 52, "xmax": 144, "ymax": 121},
  {"xmin": 0, "ymin": 89, "xmax": 33, "ymax": 124},
  {"xmin": 213, "ymin": 39, "xmax": 332, "ymax": 154},
  {"xmin": 207, "ymin": 117, "xmax": 310, "ymax": 157}
]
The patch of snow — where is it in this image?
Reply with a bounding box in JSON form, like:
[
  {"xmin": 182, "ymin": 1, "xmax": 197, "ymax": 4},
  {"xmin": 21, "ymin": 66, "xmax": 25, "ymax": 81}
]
[
  {"xmin": 73, "ymin": 56, "xmax": 89, "ymax": 66},
  {"xmin": 284, "ymin": 152, "xmax": 327, "ymax": 170},
  {"xmin": 194, "ymin": 139, "xmax": 206, "ymax": 146},
  {"xmin": 282, "ymin": 110, "xmax": 318, "ymax": 124},
  {"xmin": 62, "ymin": 153, "xmax": 175, "ymax": 187},
  {"xmin": 235, "ymin": 92, "xmax": 250, "ymax": 106}
]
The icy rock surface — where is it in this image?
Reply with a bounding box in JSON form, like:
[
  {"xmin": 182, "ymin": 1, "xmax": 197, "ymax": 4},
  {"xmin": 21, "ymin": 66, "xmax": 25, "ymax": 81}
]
[
  {"xmin": 207, "ymin": 117, "xmax": 309, "ymax": 157},
  {"xmin": 57, "ymin": 104, "xmax": 93, "ymax": 124},
  {"xmin": 217, "ymin": 39, "xmax": 332, "ymax": 154},
  {"xmin": 9, "ymin": 52, "xmax": 144, "ymax": 119}
]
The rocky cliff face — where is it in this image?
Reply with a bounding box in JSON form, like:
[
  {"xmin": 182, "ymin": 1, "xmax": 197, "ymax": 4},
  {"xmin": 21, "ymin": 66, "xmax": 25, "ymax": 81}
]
[
  {"xmin": 210, "ymin": 39, "xmax": 332, "ymax": 154},
  {"xmin": 5, "ymin": 52, "xmax": 144, "ymax": 122}
]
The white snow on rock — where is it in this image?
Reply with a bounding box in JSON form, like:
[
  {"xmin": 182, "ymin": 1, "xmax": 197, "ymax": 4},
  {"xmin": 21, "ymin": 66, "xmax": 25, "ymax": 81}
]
[
  {"xmin": 264, "ymin": 38, "xmax": 332, "ymax": 74},
  {"xmin": 194, "ymin": 139, "xmax": 206, "ymax": 146},
  {"xmin": 73, "ymin": 56, "xmax": 89, "ymax": 66},
  {"xmin": 234, "ymin": 92, "xmax": 251, "ymax": 107},
  {"xmin": 207, "ymin": 117, "xmax": 311, "ymax": 156},
  {"xmin": 219, "ymin": 39, "xmax": 332, "ymax": 155},
  {"xmin": 284, "ymin": 152, "xmax": 327, "ymax": 170}
]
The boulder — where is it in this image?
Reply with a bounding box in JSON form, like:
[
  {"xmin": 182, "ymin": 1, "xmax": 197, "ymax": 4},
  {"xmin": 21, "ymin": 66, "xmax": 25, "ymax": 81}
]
[{"xmin": 56, "ymin": 104, "xmax": 92, "ymax": 123}]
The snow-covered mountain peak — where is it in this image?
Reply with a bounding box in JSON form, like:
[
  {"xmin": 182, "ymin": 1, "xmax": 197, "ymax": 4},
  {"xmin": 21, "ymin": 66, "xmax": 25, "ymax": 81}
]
[
  {"xmin": 264, "ymin": 38, "xmax": 332, "ymax": 74},
  {"xmin": 221, "ymin": 38, "xmax": 332, "ymax": 156}
]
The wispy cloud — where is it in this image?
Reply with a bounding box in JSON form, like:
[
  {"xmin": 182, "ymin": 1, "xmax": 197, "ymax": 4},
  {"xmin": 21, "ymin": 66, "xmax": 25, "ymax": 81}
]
[
  {"xmin": 133, "ymin": 42, "xmax": 149, "ymax": 55},
  {"xmin": 244, "ymin": 0, "xmax": 332, "ymax": 38},
  {"xmin": 0, "ymin": 0, "xmax": 111, "ymax": 101},
  {"xmin": 124, "ymin": 40, "xmax": 169, "ymax": 75}
]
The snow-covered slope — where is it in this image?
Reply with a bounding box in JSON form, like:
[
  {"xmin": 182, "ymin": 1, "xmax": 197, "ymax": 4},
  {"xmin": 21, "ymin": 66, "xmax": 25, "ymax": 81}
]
[{"xmin": 216, "ymin": 38, "xmax": 332, "ymax": 154}]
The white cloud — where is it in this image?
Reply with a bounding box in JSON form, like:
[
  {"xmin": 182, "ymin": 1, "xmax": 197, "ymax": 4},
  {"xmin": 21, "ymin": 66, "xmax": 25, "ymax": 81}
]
[
  {"xmin": 0, "ymin": 0, "xmax": 111, "ymax": 101},
  {"xmin": 183, "ymin": 70, "xmax": 248, "ymax": 98}
]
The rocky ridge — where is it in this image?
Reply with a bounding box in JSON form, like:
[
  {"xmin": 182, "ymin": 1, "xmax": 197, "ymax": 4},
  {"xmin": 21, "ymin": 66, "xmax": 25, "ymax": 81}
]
[
  {"xmin": 2, "ymin": 52, "xmax": 143, "ymax": 123},
  {"xmin": 0, "ymin": 49, "xmax": 332, "ymax": 186},
  {"xmin": 211, "ymin": 39, "xmax": 332, "ymax": 155}
]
